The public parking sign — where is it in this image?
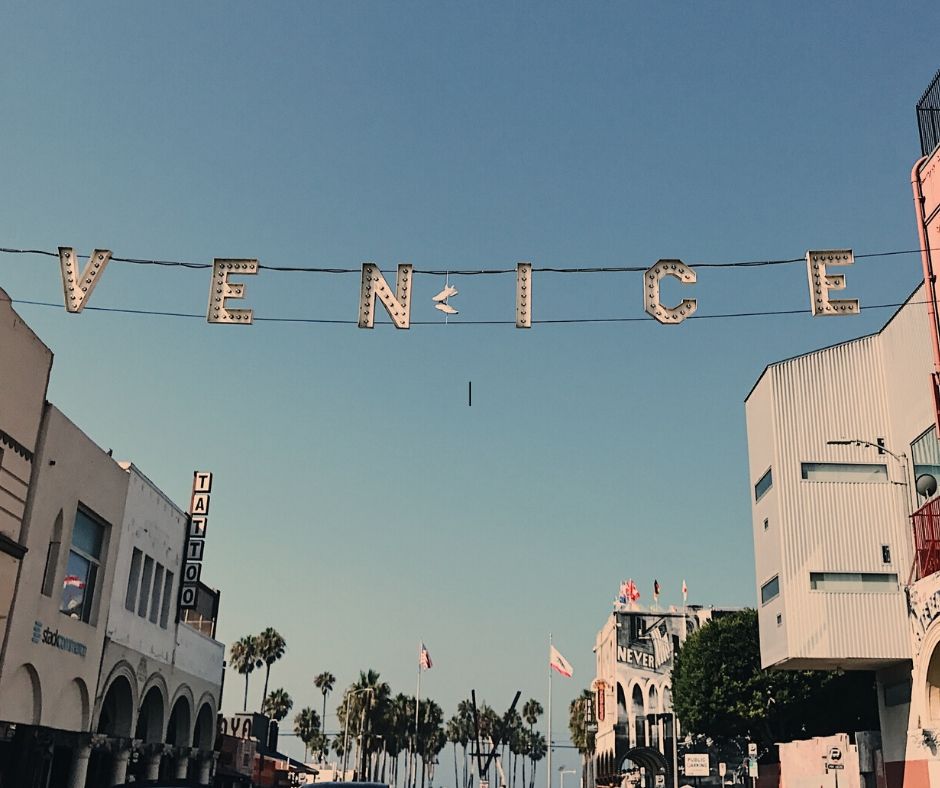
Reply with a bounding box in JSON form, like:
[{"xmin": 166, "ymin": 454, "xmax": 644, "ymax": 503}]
[{"xmin": 684, "ymin": 755, "xmax": 709, "ymax": 777}]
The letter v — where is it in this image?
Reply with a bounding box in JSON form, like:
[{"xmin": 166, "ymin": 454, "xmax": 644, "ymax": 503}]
[{"xmin": 59, "ymin": 247, "xmax": 112, "ymax": 313}]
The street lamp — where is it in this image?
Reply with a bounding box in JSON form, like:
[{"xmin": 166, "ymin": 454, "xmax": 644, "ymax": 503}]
[
  {"xmin": 341, "ymin": 687, "xmax": 374, "ymax": 781},
  {"xmin": 826, "ymin": 438, "xmax": 915, "ymax": 511},
  {"xmin": 559, "ymin": 766, "xmax": 576, "ymax": 788}
]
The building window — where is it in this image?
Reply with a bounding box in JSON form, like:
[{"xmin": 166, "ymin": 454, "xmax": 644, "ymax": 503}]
[
  {"xmin": 41, "ymin": 510, "xmax": 63, "ymax": 597},
  {"xmin": 763, "ymin": 518, "xmax": 769, "ymax": 531},
  {"xmin": 754, "ymin": 468, "xmax": 773, "ymax": 501},
  {"xmin": 760, "ymin": 575, "xmax": 780, "ymax": 605},
  {"xmin": 882, "ymin": 545, "xmax": 892, "ymax": 564},
  {"xmin": 809, "ymin": 572, "xmax": 898, "ymax": 592},
  {"xmin": 125, "ymin": 548, "xmax": 143, "ymax": 611},
  {"xmin": 776, "ymin": 613, "xmax": 782, "ymax": 626},
  {"xmin": 801, "ymin": 462, "xmax": 888, "ymax": 482},
  {"xmin": 138, "ymin": 556, "xmax": 154, "ymax": 618},
  {"xmin": 59, "ymin": 507, "xmax": 106, "ymax": 623},
  {"xmin": 160, "ymin": 570, "xmax": 174, "ymax": 629},
  {"xmin": 149, "ymin": 563, "xmax": 164, "ymax": 624},
  {"xmin": 912, "ymin": 427, "xmax": 940, "ymax": 499}
]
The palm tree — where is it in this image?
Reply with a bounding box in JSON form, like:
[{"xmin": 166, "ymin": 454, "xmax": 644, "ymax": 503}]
[
  {"xmin": 352, "ymin": 670, "xmax": 391, "ymax": 779},
  {"xmin": 389, "ymin": 693, "xmax": 415, "ymax": 787},
  {"xmin": 568, "ymin": 690, "xmax": 596, "ymax": 788},
  {"xmin": 263, "ymin": 687, "xmax": 294, "ymax": 722},
  {"xmin": 229, "ymin": 635, "xmax": 262, "ymax": 712},
  {"xmin": 527, "ymin": 731, "xmax": 547, "ymax": 788},
  {"xmin": 455, "ymin": 699, "xmax": 474, "ymax": 788},
  {"xmin": 416, "ymin": 698, "xmax": 444, "ymax": 788},
  {"xmin": 314, "ymin": 671, "xmax": 336, "ymax": 753},
  {"xmin": 256, "ymin": 627, "xmax": 287, "ymax": 710},
  {"xmin": 294, "ymin": 706, "xmax": 322, "ymax": 762},
  {"xmin": 522, "ymin": 699, "xmax": 543, "ymax": 736},
  {"xmin": 446, "ymin": 715, "xmax": 464, "ymax": 788}
]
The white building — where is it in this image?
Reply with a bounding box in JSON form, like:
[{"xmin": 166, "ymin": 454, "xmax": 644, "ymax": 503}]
[
  {"xmin": 0, "ymin": 291, "xmax": 225, "ymax": 787},
  {"xmin": 592, "ymin": 604, "xmax": 734, "ymax": 788},
  {"xmin": 0, "ymin": 289, "xmax": 53, "ymax": 667},
  {"xmin": 93, "ymin": 462, "xmax": 223, "ymax": 784},
  {"xmin": 745, "ymin": 282, "xmax": 940, "ymax": 788}
]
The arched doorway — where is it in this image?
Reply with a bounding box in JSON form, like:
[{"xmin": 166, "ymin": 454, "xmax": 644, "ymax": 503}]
[
  {"xmin": 193, "ymin": 702, "xmax": 216, "ymax": 750},
  {"xmin": 647, "ymin": 685, "xmax": 660, "ymax": 749},
  {"xmin": 6, "ymin": 664, "xmax": 42, "ymax": 724},
  {"xmin": 631, "ymin": 685, "xmax": 646, "ymax": 748},
  {"xmin": 619, "ymin": 747, "xmax": 668, "ymax": 788},
  {"xmin": 166, "ymin": 694, "xmax": 192, "ymax": 746},
  {"xmin": 97, "ymin": 676, "xmax": 134, "ymax": 737},
  {"xmin": 927, "ymin": 640, "xmax": 940, "ymax": 722},
  {"xmin": 135, "ymin": 685, "xmax": 165, "ymax": 743}
]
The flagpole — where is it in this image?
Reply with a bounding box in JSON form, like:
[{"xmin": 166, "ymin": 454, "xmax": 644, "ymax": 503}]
[
  {"xmin": 414, "ymin": 642, "xmax": 422, "ymax": 788},
  {"xmin": 547, "ymin": 632, "xmax": 553, "ymax": 788}
]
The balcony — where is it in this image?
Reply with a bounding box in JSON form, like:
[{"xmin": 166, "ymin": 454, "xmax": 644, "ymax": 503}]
[{"xmin": 913, "ymin": 497, "xmax": 940, "ymax": 580}]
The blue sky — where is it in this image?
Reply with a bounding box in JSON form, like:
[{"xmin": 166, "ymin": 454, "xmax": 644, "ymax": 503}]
[{"xmin": 2, "ymin": 0, "xmax": 939, "ymax": 773}]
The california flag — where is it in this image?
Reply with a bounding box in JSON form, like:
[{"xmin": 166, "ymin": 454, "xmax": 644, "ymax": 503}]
[{"xmin": 549, "ymin": 645, "xmax": 573, "ymax": 678}]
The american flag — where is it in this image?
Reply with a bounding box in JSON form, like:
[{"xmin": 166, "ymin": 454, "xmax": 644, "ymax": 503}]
[
  {"xmin": 650, "ymin": 622, "xmax": 673, "ymax": 668},
  {"xmin": 63, "ymin": 575, "xmax": 85, "ymax": 589},
  {"xmin": 419, "ymin": 643, "xmax": 433, "ymax": 670}
]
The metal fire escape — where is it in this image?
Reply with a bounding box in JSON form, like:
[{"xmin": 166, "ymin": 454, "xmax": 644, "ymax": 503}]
[
  {"xmin": 912, "ymin": 496, "xmax": 940, "ymax": 580},
  {"xmin": 918, "ymin": 68, "xmax": 940, "ymax": 157}
]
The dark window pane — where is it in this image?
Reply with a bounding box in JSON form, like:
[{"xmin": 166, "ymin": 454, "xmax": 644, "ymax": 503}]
[
  {"xmin": 72, "ymin": 509, "xmax": 104, "ymax": 559},
  {"xmin": 149, "ymin": 564, "xmax": 164, "ymax": 624},
  {"xmin": 138, "ymin": 556, "xmax": 154, "ymax": 618},
  {"xmin": 755, "ymin": 469, "xmax": 773, "ymax": 501},
  {"xmin": 760, "ymin": 575, "xmax": 780, "ymax": 604}
]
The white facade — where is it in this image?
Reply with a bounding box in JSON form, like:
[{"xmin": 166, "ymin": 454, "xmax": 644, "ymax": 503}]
[
  {"xmin": 745, "ymin": 285, "xmax": 932, "ymax": 670},
  {"xmin": 0, "ymin": 296, "xmax": 225, "ymax": 787},
  {"xmin": 592, "ymin": 605, "xmax": 731, "ymax": 788},
  {"xmin": 0, "ymin": 289, "xmax": 52, "ymax": 661},
  {"xmin": 743, "ymin": 282, "xmax": 940, "ymax": 788},
  {"xmin": 94, "ymin": 462, "xmax": 222, "ymax": 766}
]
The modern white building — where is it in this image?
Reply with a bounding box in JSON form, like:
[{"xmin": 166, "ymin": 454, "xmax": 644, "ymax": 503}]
[{"xmin": 745, "ymin": 281, "xmax": 940, "ymax": 788}]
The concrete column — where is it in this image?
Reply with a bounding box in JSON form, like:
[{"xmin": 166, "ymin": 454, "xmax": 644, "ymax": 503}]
[
  {"xmin": 67, "ymin": 743, "xmax": 93, "ymax": 788},
  {"xmin": 197, "ymin": 751, "xmax": 216, "ymax": 785},
  {"xmin": 174, "ymin": 749, "xmax": 191, "ymax": 779},
  {"xmin": 144, "ymin": 751, "xmax": 162, "ymax": 781},
  {"xmin": 110, "ymin": 747, "xmax": 131, "ymax": 786}
]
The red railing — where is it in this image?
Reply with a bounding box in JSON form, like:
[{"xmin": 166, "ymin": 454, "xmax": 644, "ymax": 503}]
[{"xmin": 913, "ymin": 496, "xmax": 940, "ymax": 579}]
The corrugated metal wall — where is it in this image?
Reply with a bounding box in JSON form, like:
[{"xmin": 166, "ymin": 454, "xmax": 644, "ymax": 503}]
[{"xmin": 747, "ymin": 286, "xmax": 935, "ymax": 667}]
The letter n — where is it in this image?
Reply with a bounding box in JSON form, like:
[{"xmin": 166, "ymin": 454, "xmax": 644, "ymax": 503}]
[{"xmin": 358, "ymin": 263, "xmax": 412, "ymax": 329}]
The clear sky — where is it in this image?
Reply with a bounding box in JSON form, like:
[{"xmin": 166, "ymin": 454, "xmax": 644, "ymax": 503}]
[{"xmin": 2, "ymin": 0, "xmax": 939, "ymax": 775}]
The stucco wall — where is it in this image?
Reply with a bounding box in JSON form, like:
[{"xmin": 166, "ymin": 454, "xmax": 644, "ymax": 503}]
[
  {"xmin": 0, "ymin": 405, "xmax": 129, "ymax": 730},
  {"xmin": 0, "ymin": 289, "xmax": 52, "ymax": 546}
]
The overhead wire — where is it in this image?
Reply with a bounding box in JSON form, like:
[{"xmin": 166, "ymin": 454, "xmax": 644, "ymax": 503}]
[
  {"xmin": 6, "ymin": 297, "xmax": 927, "ymax": 326},
  {"xmin": 0, "ymin": 245, "xmax": 935, "ymax": 275},
  {"xmin": 0, "ymin": 244, "xmax": 931, "ymax": 326}
]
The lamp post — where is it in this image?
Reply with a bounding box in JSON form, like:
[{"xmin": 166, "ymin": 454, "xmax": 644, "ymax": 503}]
[
  {"xmin": 560, "ymin": 766, "xmax": 576, "ymax": 788},
  {"xmin": 341, "ymin": 687, "xmax": 374, "ymax": 781},
  {"xmin": 825, "ymin": 439, "xmax": 914, "ymax": 511}
]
